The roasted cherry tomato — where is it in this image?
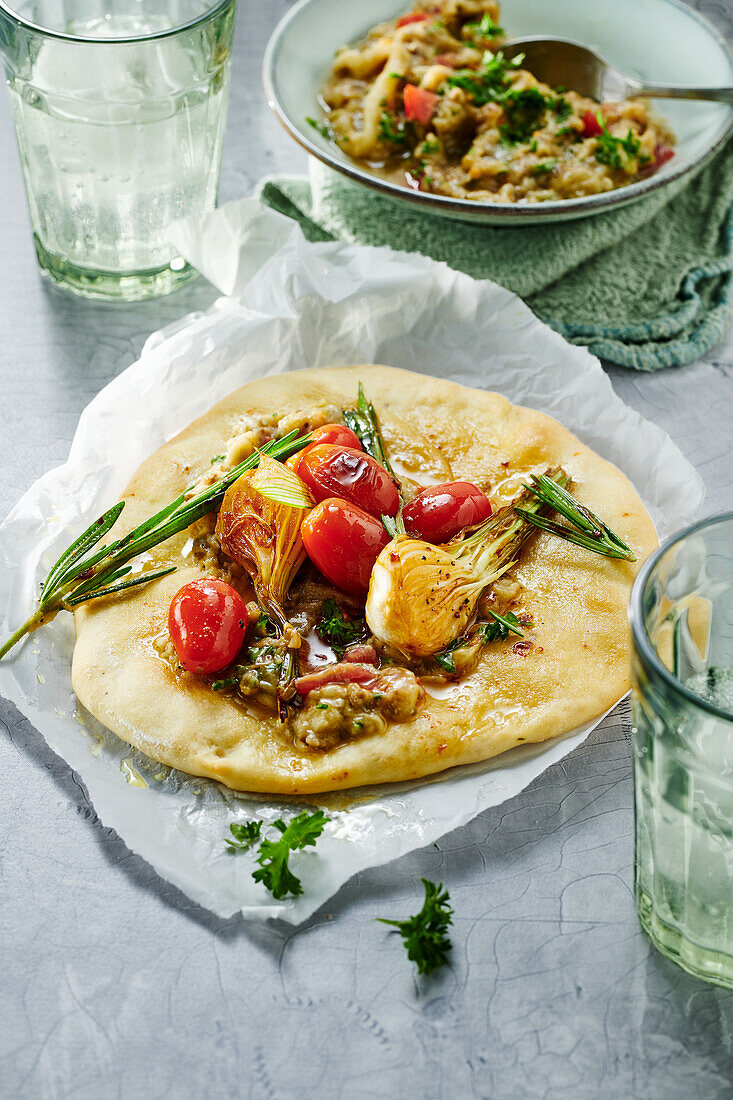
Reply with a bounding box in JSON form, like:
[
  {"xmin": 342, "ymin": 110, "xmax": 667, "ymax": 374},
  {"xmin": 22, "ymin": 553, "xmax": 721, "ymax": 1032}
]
[
  {"xmin": 402, "ymin": 481, "xmax": 492, "ymax": 544},
  {"xmin": 310, "ymin": 423, "xmax": 363, "ymax": 450},
  {"xmin": 652, "ymin": 143, "xmax": 675, "ymax": 169},
  {"xmin": 582, "ymin": 109, "xmax": 604, "ymax": 138},
  {"xmin": 168, "ymin": 578, "xmax": 248, "ymax": 675},
  {"xmin": 287, "ymin": 424, "xmax": 363, "ymax": 476},
  {"xmin": 302, "ymin": 498, "xmax": 390, "ymax": 595},
  {"xmin": 403, "ymin": 84, "xmax": 437, "ymax": 125},
  {"xmin": 297, "ymin": 444, "xmax": 400, "ymax": 518}
]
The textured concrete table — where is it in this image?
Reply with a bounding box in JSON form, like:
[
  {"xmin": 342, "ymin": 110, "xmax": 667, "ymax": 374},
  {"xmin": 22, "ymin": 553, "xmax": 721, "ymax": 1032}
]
[{"xmin": 1, "ymin": 3, "xmax": 732, "ymax": 1098}]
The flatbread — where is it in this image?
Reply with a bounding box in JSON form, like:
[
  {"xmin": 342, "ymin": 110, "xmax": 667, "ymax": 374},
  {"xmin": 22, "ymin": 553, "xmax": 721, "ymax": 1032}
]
[{"xmin": 71, "ymin": 365, "xmax": 657, "ymax": 794}]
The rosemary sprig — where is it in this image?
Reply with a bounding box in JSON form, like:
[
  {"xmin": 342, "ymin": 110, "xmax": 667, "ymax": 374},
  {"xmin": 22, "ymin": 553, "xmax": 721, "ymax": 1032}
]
[
  {"xmin": 516, "ymin": 474, "xmax": 636, "ymax": 561},
  {"xmin": 344, "ymin": 383, "xmax": 405, "ymax": 535},
  {"xmin": 0, "ymin": 430, "xmax": 312, "ymax": 660},
  {"xmin": 343, "ymin": 382, "xmax": 397, "ymax": 479}
]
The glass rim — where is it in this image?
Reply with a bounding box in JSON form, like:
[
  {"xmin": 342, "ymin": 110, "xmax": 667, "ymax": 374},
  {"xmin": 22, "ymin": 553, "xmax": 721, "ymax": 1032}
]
[
  {"xmin": 0, "ymin": 0, "xmax": 234, "ymax": 43},
  {"xmin": 629, "ymin": 510, "xmax": 733, "ymax": 723}
]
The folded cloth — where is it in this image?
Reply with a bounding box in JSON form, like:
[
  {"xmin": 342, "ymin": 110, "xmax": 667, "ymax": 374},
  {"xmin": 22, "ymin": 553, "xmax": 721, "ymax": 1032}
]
[{"xmin": 258, "ymin": 140, "xmax": 733, "ymax": 371}]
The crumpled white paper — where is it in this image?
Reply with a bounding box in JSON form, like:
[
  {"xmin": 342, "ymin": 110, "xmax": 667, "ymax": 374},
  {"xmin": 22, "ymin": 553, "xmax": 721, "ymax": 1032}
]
[{"xmin": 0, "ymin": 198, "xmax": 705, "ymax": 922}]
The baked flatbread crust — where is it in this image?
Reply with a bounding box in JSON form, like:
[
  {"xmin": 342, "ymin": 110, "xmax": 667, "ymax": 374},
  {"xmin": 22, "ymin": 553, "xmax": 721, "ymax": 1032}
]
[{"xmin": 71, "ymin": 365, "xmax": 657, "ymax": 794}]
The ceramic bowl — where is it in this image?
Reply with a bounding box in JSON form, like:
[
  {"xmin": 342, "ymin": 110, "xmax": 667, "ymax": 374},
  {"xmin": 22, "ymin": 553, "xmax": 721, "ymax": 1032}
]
[{"xmin": 263, "ymin": 0, "xmax": 733, "ymax": 225}]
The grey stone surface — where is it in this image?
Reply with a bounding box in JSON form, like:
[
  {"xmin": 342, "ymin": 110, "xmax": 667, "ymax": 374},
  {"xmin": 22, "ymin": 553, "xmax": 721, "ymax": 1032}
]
[{"xmin": 0, "ymin": 1, "xmax": 732, "ymax": 1097}]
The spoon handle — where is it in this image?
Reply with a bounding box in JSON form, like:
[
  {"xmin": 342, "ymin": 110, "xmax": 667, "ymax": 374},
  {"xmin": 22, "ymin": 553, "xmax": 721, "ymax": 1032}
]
[{"xmin": 631, "ymin": 82, "xmax": 733, "ymax": 105}]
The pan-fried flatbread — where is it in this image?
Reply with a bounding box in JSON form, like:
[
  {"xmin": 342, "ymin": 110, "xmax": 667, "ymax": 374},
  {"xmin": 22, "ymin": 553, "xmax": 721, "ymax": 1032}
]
[{"xmin": 71, "ymin": 365, "xmax": 657, "ymax": 794}]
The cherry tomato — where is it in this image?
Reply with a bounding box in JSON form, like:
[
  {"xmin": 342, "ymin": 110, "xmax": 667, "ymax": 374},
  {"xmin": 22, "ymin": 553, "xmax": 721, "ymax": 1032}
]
[
  {"xmin": 287, "ymin": 424, "xmax": 363, "ymax": 476},
  {"xmin": 652, "ymin": 143, "xmax": 675, "ymax": 169},
  {"xmin": 168, "ymin": 578, "xmax": 248, "ymax": 675},
  {"xmin": 403, "ymin": 84, "xmax": 437, "ymax": 125},
  {"xmin": 402, "ymin": 481, "xmax": 492, "ymax": 544},
  {"xmin": 297, "ymin": 444, "xmax": 400, "ymax": 518},
  {"xmin": 302, "ymin": 498, "xmax": 390, "ymax": 595},
  {"xmin": 310, "ymin": 423, "xmax": 363, "ymax": 450},
  {"xmin": 396, "ymin": 11, "xmax": 430, "ymax": 27},
  {"xmin": 582, "ymin": 109, "xmax": 604, "ymax": 138}
]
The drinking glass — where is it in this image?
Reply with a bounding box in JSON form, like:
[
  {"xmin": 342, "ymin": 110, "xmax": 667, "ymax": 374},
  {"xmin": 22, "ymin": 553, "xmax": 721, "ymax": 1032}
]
[
  {"xmin": 0, "ymin": 0, "xmax": 236, "ymax": 300},
  {"xmin": 630, "ymin": 513, "xmax": 733, "ymax": 988}
]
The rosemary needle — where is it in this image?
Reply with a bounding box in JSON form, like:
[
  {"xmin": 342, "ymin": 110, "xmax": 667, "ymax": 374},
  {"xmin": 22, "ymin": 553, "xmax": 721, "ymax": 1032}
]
[{"xmin": 0, "ymin": 430, "xmax": 311, "ymax": 659}]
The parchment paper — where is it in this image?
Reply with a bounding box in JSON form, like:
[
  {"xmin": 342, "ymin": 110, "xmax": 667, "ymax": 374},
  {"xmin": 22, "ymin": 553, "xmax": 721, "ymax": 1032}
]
[{"xmin": 0, "ymin": 199, "xmax": 705, "ymax": 922}]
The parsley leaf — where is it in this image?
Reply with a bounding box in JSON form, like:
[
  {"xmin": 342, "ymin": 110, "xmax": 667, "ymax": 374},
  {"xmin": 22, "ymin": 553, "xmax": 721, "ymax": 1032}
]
[
  {"xmin": 378, "ymin": 879, "xmax": 453, "ymax": 975},
  {"xmin": 477, "ymin": 609, "xmax": 526, "ymax": 643},
  {"xmin": 256, "ymin": 611, "xmax": 274, "ymax": 633},
  {"xmin": 211, "ymin": 453, "xmax": 225, "ymax": 464},
  {"xmin": 379, "ymin": 111, "xmax": 407, "ymax": 144},
  {"xmin": 225, "ymin": 821, "xmax": 262, "ymax": 851},
  {"xmin": 252, "ymin": 810, "xmax": 329, "ymax": 899},
  {"xmin": 211, "ymin": 674, "xmax": 240, "ymax": 691},
  {"xmin": 551, "ymin": 95, "xmax": 572, "ymax": 122},
  {"xmin": 446, "ymin": 49, "xmax": 521, "ymax": 106},
  {"xmin": 316, "ymin": 597, "xmax": 367, "ymax": 658},
  {"xmin": 593, "ymin": 113, "xmax": 642, "ymax": 169},
  {"xmin": 306, "ymin": 116, "xmax": 333, "ymax": 141},
  {"xmin": 464, "ymin": 12, "xmax": 504, "ymax": 43},
  {"xmin": 434, "ymin": 635, "xmax": 468, "ymax": 674},
  {"xmin": 532, "ymin": 158, "xmax": 558, "ymax": 175},
  {"xmin": 500, "ymin": 86, "xmax": 548, "ymax": 143}
]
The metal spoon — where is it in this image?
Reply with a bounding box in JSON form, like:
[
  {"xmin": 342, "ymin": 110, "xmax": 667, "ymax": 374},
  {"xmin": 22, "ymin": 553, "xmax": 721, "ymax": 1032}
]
[{"xmin": 501, "ymin": 37, "xmax": 733, "ymax": 105}]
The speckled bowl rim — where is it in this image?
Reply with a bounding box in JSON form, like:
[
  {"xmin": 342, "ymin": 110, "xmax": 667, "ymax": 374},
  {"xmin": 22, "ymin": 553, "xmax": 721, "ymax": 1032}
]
[{"xmin": 263, "ymin": 0, "xmax": 733, "ymax": 223}]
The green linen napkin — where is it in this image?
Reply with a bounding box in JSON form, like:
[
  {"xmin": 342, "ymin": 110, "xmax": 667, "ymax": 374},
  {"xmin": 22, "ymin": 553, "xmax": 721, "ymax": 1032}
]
[{"xmin": 258, "ymin": 140, "xmax": 733, "ymax": 371}]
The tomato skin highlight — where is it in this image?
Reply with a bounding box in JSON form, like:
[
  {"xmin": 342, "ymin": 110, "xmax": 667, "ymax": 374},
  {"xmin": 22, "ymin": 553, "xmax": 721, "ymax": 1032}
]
[
  {"xmin": 297, "ymin": 444, "xmax": 400, "ymax": 518},
  {"xmin": 302, "ymin": 498, "xmax": 390, "ymax": 595},
  {"xmin": 403, "ymin": 83, "xmax": 437, "ymax": 124},
  {"xmin": 288, "ymin": 424, "xmax": 363, "ymax": 476},
  {"xmin": 168, "ymin": 578, "xmax": 248, "ymax": 675},
  {"xmin": 396, "ymin": 11, "xmax": 430, "ymax": 27},
  {"xmin": 402, "ymin": 482, "xmax": 492, "ymax": 543},
  {"xmin": 582, "ymin": 109, "xmax": 604, "ymax": 138}
]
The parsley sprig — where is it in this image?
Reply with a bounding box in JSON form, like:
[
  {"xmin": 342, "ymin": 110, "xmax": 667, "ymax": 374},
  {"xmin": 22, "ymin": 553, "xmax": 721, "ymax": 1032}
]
[
  {"xmin": 446, "ymin": 49, "xmax": 522, "ymax": 106},
  {"xmin": 464, "ymin": 12, "xmax": 504, "ymax": 44},
  {"xmin": 317, "ymin": 597, "xmax": 367, "ymax": 658},
  {"xmin": 379, "ymin": 111, "xmax": 408, "ymax": 144},
  {"xmin": 477, "ymin": 609, "xmax": 525, "ymax": 643},
  {"xmin": 434, "ymin": 636, "xmax": 467, "ymax": 674},
  {"xmin": 252, "ymin": 810, "xmax": 330, "ymax": 899},
  {"xmin": 592, "ymin": 113, "xmax": 644, "ymax": 170},
  {"xmin": 378, "ymin": 879, "xmax": 453, "ymax": 975},
  {"xmin": 225, "ymin": 821, "xmax": 262, "ymax": 851}
]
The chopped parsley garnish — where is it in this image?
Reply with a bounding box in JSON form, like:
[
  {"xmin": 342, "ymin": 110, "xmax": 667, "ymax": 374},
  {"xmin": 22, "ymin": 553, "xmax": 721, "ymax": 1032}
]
[
  {"xmin": 316, "ymin": 702, "xmax": 330, "ymax": 710},
  {"xmin": 529, "ymin": 138, "xmax": 538, "ymax": 152},
  {"xmin": 500, "ymin": 86, "xmax": 548, "ymax": 143},
  {"xmin": 225, "ymin": 821, "xmax": 262, "ymax": 851},
  {"xmin": 252, "ymin": 810, "xmax": 329, "ymax": 899},
  {"xmin": 210, "ymin": 453, "xmax": 224, "ymax": 464},
  {"xmin": 378, "ymin": 879, "xmax": 453, "ymax": 975},
  {"xmin": 211, "ymin": 674, "xmax": 240, "ymax": 691},
  {"xmin": 532, "ymin": 158, "xmax": 558, "ymax": 175},
  {"xmin": 434, "ymin": 635, "xmax": 468, "ymax": 674},
  {"xmin": 316, "ymin": 597, "xmax": 367, "ymax": 658},
  {"xmin": 477, "ymin": 609, "xmax": 526, "ymax": 643},
  {"xmin": 306, "ymin": 116, "xmax": 333, "ymax": 141},
  {"xmin": 593, "ymin": 113, "xmax": 643, "ymax": 169},
  {"xmin": 379, "ymin": 111, "xmax": 407, "ymax": 144},
  {"xmin": 256, "ymin": 611, "xmax": 274, "ymax": 633},
  {"xmin": 446, "ymin": 49, "xmax": 522, "ymax": 106},
  {"xmin": 417, "ymin": 138, "xmax": 441, "ymax": 156},
  {"xmin": 551, "ymin": 95, "xmax": 572, "ymax": 122},
  {"xmin": 464, "ymin": 12, "xmax": 504, "ymax": 43}
]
